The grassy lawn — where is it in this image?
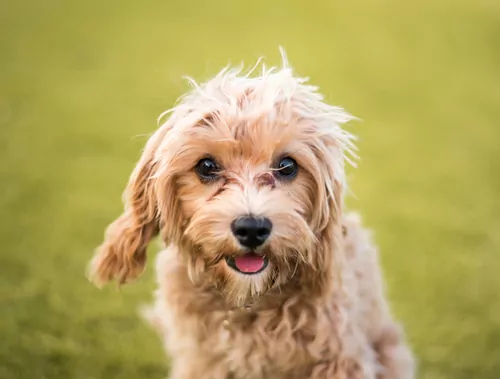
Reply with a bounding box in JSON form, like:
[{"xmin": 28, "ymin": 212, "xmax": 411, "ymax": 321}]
[{"xmin": 1, "ymin": 0, "xmax": 499, "ymax": 378}]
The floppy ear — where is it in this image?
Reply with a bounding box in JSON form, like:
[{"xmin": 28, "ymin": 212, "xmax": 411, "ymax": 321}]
[
  {"xmin": 305, "ymin": 130, "xmax": 350, "ymax": 298},
  {"xmin": 88, "ymin": 126, "xmax": 169, "ymax": 286},
  {"xmin": 308, "ymin": 175, "xmax": 344, "ymax": 298}
]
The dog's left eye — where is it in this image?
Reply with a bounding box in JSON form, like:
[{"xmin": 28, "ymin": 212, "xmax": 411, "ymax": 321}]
[
  {"xmin": 195, "ymin": 158, "xmax": 220, "ymax": 181},
  {"xmin": 275, "ymin": 157, "xmax": 298, "ymax": 179}
]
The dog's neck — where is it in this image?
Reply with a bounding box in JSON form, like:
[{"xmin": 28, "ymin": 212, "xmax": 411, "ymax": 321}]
[
  {"xmin": 223, "ymin": 276, "xmax": 307, "ymax": 310},
  {"xmin": 220, "ymin": 280, "xmax": 325, "ymax": 331}
]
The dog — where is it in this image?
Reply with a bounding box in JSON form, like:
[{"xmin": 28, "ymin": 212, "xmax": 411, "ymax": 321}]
[{"xmin": 88, "ymin": 51, "xmax": 415, "ymax": 379}]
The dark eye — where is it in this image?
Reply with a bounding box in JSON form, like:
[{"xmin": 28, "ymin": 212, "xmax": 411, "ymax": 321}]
[
  {"xmin": 275, "ymin": 157, "xmax": 298, "ymax": 179},
  {"xmin": 195, "ymin": 158, "xmax": 220, "ymax": 181}
]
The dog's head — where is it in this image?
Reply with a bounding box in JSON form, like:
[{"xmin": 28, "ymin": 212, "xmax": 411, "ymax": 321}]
[{"xmin": 89, "ymin": 53, "xmax": 356, "ymax": 304}]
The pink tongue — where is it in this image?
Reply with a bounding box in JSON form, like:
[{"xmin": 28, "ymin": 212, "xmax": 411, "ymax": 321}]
[{"xmin": 234, "ymin": 254, "xmax": 264, "ymax": 273}]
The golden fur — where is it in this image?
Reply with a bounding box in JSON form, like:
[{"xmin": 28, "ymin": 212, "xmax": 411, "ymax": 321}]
[{"xmin": 89, "ymin": 52, "xmax": 415, "ymax": 379}]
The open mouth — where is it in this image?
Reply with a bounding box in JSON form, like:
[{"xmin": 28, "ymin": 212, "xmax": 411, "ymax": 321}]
[{"xmin": 225, "ymin": 253, "xmax": 269, "ymax": 275}]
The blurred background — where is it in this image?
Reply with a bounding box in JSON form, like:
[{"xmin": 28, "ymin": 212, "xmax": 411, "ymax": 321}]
[{"xmin": 1, "ymin": 0, "xmax": 499, "ymax": 378}]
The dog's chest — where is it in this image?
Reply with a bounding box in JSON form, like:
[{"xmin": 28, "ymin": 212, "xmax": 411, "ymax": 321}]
[{"xmin": 196, "ymin": 307, "xmax": 332, "ymax": 378}]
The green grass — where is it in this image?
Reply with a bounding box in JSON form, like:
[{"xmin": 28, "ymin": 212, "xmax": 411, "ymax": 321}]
[{"xmin": 1, "ymin": 0, "xmax": 499, "ymax": 378}]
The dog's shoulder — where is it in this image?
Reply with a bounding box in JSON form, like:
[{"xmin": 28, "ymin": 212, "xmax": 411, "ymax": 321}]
[{"xmin": 341, "ymin": 211, "xmax": 377, "ymax": 260}]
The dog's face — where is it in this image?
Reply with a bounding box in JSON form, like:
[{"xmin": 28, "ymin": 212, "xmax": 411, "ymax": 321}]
[
  {"xmin": 163, "ymin": 111, "xmax": 335, "ymax": 303},
  {"xmin": 89, "ymin": 57, "xmax": 356, "ymax": 304}
]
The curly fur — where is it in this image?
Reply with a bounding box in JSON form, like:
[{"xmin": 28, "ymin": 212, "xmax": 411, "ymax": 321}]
[{"xmin": 88, "ymin": 50, "xmax": 415, "ymax": 379}]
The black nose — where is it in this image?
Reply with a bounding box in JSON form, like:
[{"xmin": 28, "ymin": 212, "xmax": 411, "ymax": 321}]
[{"xmin": 231, "ymin": 216, "xmax": 272, "ymax": 249}]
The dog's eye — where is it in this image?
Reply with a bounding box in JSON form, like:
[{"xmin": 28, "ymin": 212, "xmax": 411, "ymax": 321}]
[
  {"xmin": 275, "ymin": 157, "xmax": 298, "ymax": 179},
  {"xmin": 195, "ymin": 158, "xmax": 220, "ymax": 181}
]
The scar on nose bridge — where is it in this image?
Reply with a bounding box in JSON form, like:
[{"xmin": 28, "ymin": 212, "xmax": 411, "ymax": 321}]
[{"xmin": 256, "ymin": 172, "xmax": 276, "ymax": 189}]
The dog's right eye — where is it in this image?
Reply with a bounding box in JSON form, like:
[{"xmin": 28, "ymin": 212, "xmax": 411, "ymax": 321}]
[{"xmin": 195, "ymin": 158, "xmax": 220, "ymax": 182}]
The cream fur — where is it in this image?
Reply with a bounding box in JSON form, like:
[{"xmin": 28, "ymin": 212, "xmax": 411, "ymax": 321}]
[{"xmin": 89, "ymin": 51, "xmax": 415, "ymax": 379}]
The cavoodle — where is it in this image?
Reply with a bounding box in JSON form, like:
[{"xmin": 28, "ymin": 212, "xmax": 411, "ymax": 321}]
[{"xmin": 89, "ymin": 51, "xmax": 415, "ymax": 379}]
